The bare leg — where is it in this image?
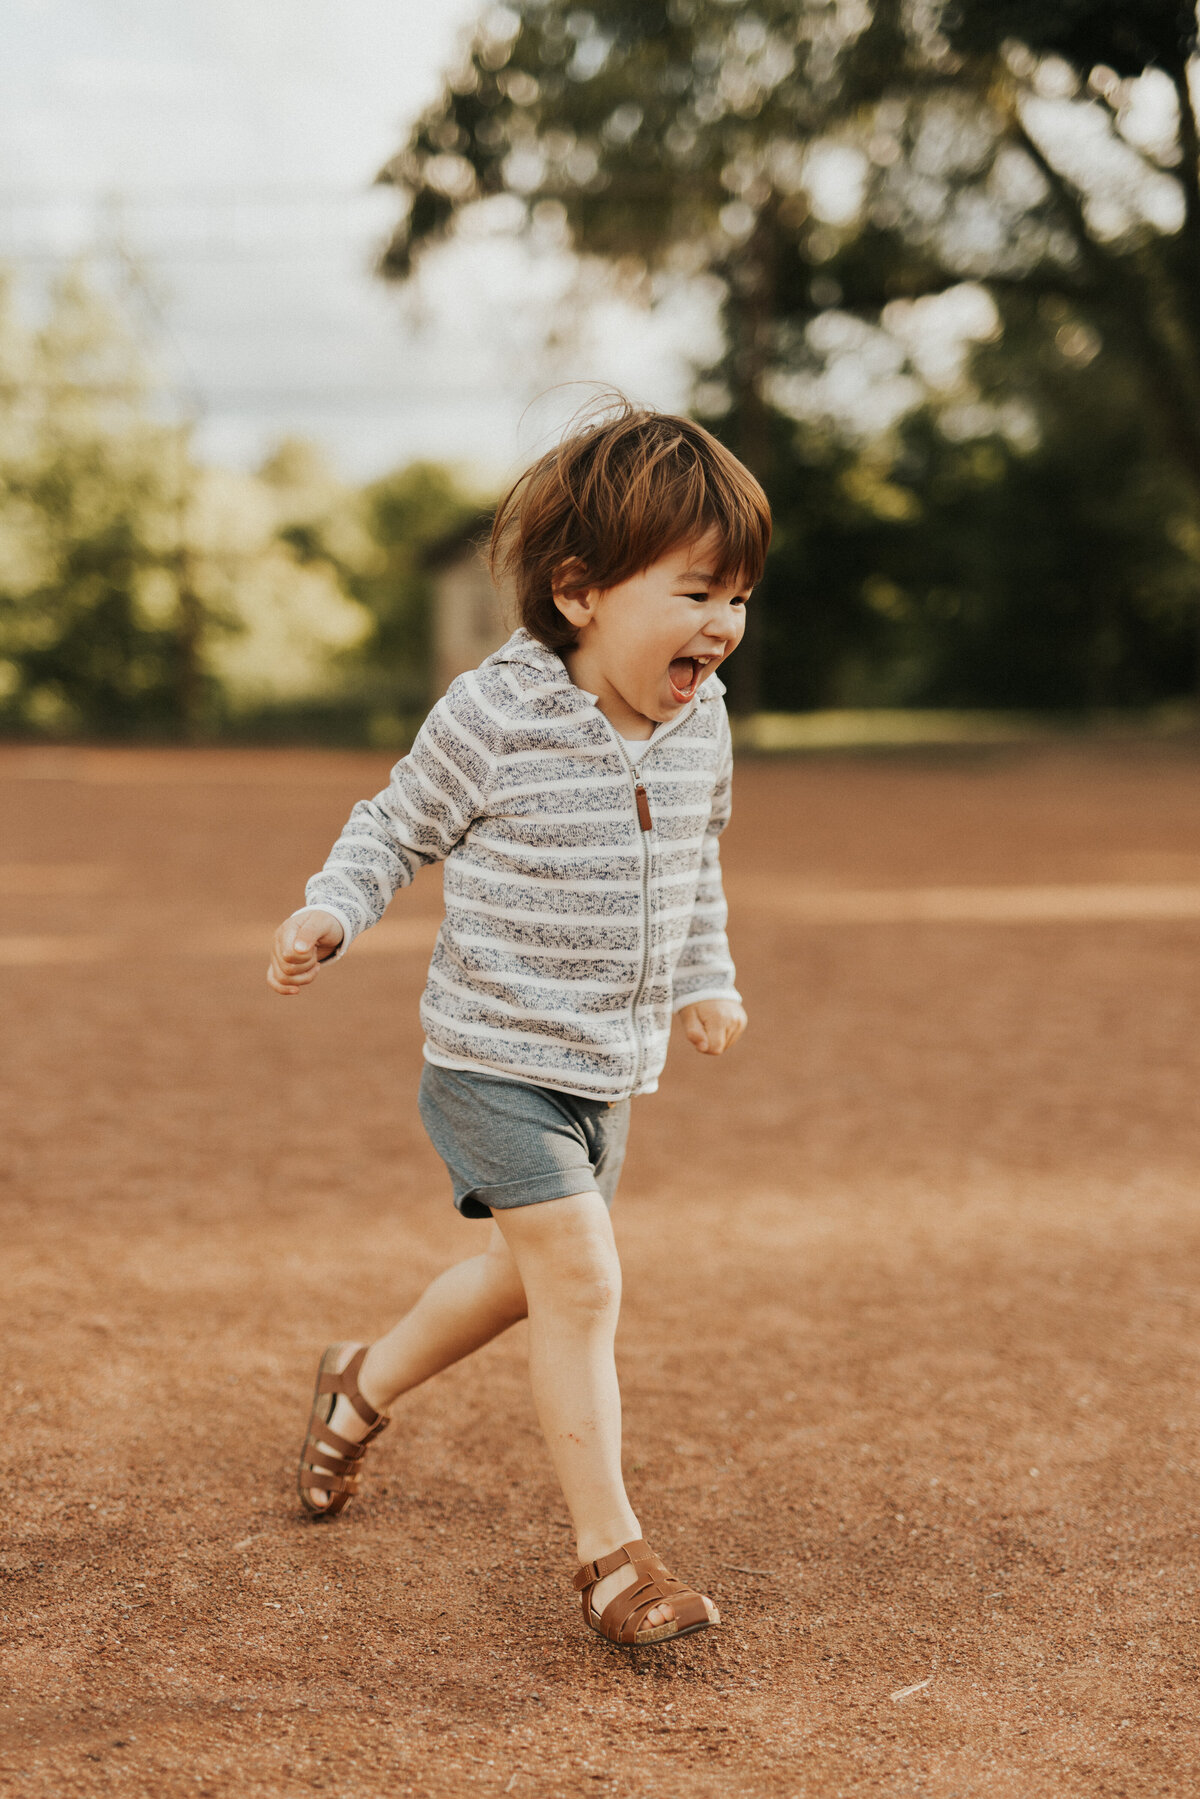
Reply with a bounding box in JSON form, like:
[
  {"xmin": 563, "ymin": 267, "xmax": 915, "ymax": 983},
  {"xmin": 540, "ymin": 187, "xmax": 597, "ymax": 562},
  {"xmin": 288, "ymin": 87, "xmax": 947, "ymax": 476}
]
[
  {"xmin": 359, "ymin": 1226, "xmax": 527, "ymax": 1405},
  {"xmin": 303, "ymin": 1224, "xmax": 526, "ymax": 1509},
  {"xmin": 493, "ymin": 1191, "xmax": 715, "ymax": 1633}
]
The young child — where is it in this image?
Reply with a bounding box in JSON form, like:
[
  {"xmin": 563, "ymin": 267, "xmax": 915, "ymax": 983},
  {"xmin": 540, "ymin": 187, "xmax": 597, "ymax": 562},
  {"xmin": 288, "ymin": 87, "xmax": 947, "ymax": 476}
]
[{"xmin": 268, "ymin": 402, "xmax": 770, "ymax": 1647}]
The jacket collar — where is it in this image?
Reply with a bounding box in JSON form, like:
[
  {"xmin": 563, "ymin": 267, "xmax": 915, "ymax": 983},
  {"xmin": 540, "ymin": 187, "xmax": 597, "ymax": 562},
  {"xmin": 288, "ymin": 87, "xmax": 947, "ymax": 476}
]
[{"xmin": 489, "ymin": 628, "xmax": 726, "ymax": 702}]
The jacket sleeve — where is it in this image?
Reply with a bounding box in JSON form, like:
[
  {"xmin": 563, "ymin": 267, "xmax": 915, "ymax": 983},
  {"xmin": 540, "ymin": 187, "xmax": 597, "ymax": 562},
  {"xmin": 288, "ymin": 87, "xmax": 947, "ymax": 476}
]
[
  {"xmin": 297, "ymin": 678, "xmax": 492, "ymax": 958},
  {"xmin": 671, "ymin": 707, "xmax": 742, "ymax": 1012}
]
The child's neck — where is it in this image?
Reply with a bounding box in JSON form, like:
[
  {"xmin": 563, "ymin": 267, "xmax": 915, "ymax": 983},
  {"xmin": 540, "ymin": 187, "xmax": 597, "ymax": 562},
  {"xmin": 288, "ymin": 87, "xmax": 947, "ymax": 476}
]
[
  {"xmin": 600, "ymin": 696, "xmax": 655, "ymax": 741},
  {"xmin": 563, "ymin": 649, "xmax": 655, "ymax": 740}
]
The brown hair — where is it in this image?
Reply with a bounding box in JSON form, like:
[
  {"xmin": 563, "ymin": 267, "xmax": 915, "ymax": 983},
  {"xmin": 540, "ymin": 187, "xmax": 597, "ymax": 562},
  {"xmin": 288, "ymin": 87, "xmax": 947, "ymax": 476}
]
[{"xmin": 489, "ymin": 396, "xmax": 772, "ymax": 651}]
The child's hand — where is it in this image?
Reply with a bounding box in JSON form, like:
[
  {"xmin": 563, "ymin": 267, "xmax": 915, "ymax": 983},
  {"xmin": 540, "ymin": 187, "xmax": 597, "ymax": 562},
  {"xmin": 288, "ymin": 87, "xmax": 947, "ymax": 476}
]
[
  {"xmin": 679, "ymin": 998, "xmax": 747, "ymax": 1056},
  {"xmin": 267, "ymin": 910, "xmax": 344, "ymax": 995}
]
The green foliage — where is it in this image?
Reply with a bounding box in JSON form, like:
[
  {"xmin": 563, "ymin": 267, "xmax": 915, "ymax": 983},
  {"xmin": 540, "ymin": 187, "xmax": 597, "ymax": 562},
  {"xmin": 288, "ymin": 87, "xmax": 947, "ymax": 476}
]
[
  {"xmin": 354, "ymin": 461, "xmax": 487, "ymax": 715},
  {"xmin": 377, "ymin": 0, "xmax": 1200, "ymax": 712},
  {"xmin": 251, "ymin": 450, "xmax": 488, "ymax": 740},
  {"xmin": 0, "ymin": 275, "xmax": 484, "ymax": 741},
  {"xmin": 378, "ymin": 2, "xmax": 833, "ymax": 280},
  {"xmin": 750, "ymin": 290, "xmax": 1200, "ymax": 709},
  {"xmin": 0, "ymin": 272, "xmax": 194, "ymax": 735}
]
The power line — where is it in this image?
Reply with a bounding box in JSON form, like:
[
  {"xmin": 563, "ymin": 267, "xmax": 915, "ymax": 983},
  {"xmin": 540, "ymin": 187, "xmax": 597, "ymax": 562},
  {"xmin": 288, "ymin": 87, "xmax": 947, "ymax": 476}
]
[
  {"xmin": 0, "ymin": 246, "xmax": 389, "ymax": 263},
  {"xmin": 0, "ymin": 187, "xmax": 531, "ymax": 425},
  {"xmin": 0, "ymin": 186, "xmax": 387, "ymax": 202}
]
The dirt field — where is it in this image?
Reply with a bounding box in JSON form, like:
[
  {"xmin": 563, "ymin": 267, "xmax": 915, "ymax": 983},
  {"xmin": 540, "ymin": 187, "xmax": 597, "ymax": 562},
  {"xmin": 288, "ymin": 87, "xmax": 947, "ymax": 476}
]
[{"xmin": 2, "ymin": 739, "xmax": 1198, "ymax": 1799}]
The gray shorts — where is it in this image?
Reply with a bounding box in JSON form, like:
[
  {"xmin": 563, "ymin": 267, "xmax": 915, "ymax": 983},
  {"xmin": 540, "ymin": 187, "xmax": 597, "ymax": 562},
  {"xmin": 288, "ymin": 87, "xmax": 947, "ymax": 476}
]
[{"xmin": 418, "ymin": 1063, "xmax": 631, "ymax": 1221}]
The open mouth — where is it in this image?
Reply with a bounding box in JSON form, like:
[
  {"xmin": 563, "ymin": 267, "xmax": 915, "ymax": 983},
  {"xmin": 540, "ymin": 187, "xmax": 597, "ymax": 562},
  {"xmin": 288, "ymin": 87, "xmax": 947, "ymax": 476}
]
[{"xmin": 668, "ymin": 654, "xmax": 717, "ymax": 704}]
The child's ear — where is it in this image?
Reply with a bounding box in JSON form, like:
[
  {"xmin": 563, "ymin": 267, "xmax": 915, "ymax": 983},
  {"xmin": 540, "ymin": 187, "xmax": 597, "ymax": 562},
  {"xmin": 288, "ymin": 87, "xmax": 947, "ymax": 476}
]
[{"xmin": 551, "ymin": 559, "xmax": 597, "ymax": 631}]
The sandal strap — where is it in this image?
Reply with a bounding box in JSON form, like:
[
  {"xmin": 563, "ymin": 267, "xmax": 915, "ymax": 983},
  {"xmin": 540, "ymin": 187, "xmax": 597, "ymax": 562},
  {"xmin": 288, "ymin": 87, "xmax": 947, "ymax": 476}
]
[
  {"xmin": 601, "ymin": 1576, "xmax": 710, "ymax": 1643},
  {"xmin": 303, "ymin": 1415, "xmax": 378, "ymax": 1461},
  {"xmin": 573, "ymin": 1538, "xmax": 656, "ymax": 1591},
  {"xmin": 302, "ymin": 1444, "xmax": 363, "ymax": 1477},
  {"xmin": 300, "ymin": 1470, "xmax": 362, "ymax": 1495},
  {"xmin": 315, "ymin": 1346, "xmax": 390, "ymax": 1431},
  {"xmin": 304, "ymin": 1420, "xmax": 360, "ymax": 1461},
  {"xmin": 297, "ymin": 1343, "xmax": 390, "ymax": 1519},
  {"xmin": 574, "ymin": 1539, "xmax": 710, "ymax": 1644}
]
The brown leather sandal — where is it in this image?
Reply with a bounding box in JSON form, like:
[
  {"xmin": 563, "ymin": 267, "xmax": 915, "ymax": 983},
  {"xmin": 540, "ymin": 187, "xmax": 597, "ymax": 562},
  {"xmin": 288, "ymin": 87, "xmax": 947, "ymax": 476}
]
[
  {"xmin": 573, "ymin": 1539, "xmax": 720, "ymax": 1646},
  {"xmin": 297, "ymin": 1343, "xmax": 390, "ymax": 1519}
]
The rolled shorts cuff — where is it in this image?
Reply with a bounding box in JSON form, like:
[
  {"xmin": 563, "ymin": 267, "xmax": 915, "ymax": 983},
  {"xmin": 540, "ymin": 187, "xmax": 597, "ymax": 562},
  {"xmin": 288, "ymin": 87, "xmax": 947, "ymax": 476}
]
[
  {"xmin": 458, "ymin": 1167, "xmax": 602, "ymax": 1220},
  {"xmin": 418, "ymin": 1062, "xmax": 630, "ymax": 1222}
]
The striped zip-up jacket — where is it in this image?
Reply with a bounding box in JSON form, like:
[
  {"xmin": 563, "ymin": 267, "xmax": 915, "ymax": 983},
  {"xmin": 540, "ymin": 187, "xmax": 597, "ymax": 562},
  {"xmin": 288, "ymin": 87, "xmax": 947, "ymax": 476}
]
[{"xmin": 302, "ymin": 629, "xmax": 740, "ymax": 1102}]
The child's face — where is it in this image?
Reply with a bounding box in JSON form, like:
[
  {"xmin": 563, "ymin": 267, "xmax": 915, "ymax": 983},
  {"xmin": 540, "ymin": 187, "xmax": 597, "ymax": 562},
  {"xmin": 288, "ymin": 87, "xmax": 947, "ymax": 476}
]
[{"xmin": 558, "ymin": 530, "xmax": 750, "ymax": 728}]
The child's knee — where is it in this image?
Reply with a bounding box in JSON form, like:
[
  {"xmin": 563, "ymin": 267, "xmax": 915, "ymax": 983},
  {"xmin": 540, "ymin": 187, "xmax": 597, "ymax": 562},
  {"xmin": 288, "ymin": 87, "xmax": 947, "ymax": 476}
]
[{"xmin": 535, "ymin": 1238, "xmax": 622, "ymax": 1320}]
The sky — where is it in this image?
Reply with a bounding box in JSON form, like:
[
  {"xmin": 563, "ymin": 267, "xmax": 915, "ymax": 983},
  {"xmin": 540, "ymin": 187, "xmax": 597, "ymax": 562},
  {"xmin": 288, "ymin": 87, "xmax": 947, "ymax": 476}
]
[
  {"xmin": 3, "ymin": 6, "xmax": 1183, "ymax": 486},
  {"xmin": 0, "ymin": 0, "xmax": 716, "ymax": 482}
]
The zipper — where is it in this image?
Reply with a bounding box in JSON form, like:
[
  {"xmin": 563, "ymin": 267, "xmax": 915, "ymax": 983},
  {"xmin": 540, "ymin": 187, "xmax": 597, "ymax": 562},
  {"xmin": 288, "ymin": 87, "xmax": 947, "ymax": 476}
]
[
  {"xmin": 599, "ymin": 703, "xmax": 696, "ymax": 1093},
  {"xmin": 628, "ymin": 774, "xmax": 652, "ymax": 1089}
]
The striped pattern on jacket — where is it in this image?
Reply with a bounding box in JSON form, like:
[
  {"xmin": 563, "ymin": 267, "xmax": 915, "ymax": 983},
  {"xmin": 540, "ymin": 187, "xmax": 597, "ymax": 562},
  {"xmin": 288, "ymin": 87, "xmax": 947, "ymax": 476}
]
[{"xmin": 302, "ymin": 629, "xmax": 740, "ymax": 1101}]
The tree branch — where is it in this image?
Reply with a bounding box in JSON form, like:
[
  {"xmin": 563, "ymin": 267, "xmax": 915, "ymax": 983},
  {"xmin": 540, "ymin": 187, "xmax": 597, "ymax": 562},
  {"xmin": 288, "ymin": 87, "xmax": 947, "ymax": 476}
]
[
  {"xmin": 1007, "ymin": 92, "xmax": 1200, "ymax": 496},
  {"xmin": 1007, "ymin": 107, "xmax": 1116, "ymax": 275},
  {"xmin": 832, "ymin": 269, "xmax": 1098, "ymax": 317}
]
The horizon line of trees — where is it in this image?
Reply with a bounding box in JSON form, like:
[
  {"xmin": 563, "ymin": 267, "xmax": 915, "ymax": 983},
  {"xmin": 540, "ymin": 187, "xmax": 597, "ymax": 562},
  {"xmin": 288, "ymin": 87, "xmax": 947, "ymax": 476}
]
[
  {"xmin": 4, "ymin": 253, "xmax": 1199, "ymax": 740},
  {"xmin": 7, "ymin": 2, "xmax": 1200, "ymax": 736}
]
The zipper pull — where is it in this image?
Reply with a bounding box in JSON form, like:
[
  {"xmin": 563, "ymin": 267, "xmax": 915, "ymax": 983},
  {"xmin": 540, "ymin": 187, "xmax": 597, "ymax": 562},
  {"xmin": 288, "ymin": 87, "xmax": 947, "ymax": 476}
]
[{"xmin": 635, "ymin": 783, "xmax": 653, "ymax": 832}]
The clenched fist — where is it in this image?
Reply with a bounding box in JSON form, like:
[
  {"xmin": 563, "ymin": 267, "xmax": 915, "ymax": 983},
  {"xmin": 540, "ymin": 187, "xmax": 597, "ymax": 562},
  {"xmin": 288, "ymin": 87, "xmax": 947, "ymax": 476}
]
[
  {"xmin": 677, "ymin": 997, "xmax": 747, "ymax": 1056},
  {"xmin": 267, "ymin": 910, "xmax": 345, "ymax": 995}
]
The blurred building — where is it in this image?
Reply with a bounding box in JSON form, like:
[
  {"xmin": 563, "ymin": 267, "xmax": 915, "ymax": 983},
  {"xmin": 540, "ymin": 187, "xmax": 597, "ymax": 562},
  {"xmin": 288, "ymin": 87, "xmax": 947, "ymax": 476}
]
[{"xmin": 428, "ymin": 525, "xmax": 510, "ymax": 700}]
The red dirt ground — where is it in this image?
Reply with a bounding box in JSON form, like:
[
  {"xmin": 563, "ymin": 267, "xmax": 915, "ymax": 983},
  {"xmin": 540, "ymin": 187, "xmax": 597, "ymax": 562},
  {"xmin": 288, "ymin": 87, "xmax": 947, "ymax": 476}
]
[{"xmin": 1, "ymin": 739, "xmax": 1198, "ymax": 1799}]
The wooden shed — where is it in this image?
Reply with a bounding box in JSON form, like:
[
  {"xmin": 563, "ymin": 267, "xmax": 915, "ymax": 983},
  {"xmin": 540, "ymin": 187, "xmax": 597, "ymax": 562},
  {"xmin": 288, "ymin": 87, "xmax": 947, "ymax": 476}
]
[{"xmin": 426, "ymin": 526, "xmax": 511, "ymax": 701}]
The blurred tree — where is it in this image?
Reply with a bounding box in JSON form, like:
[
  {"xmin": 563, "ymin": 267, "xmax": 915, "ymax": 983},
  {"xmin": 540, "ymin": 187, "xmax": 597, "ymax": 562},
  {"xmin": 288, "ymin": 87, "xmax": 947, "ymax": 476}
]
[
  {"xmin": 0, "ymin": 270, "xmax": 196, "ymax": 734},
  {"xmin": 375, "ymin": 0, "xmax": 1200, "ymax": 709},
  {"xmin": 355, "ymin": 461, "xmax": 488, "ymax": 722},
  {"xmin": 0, "ymin": 272, "xmax": 472, "ymax": 742},
  {"xmin": 193, "ymin": 443, "xmax": 374, "ymax": 731},
  {"xmin": 767, "ymin": 304, "xmax": 1199, "ymax": 712},
  {"xmin": 258, "ymin": 449, "xmax": 487, "ymax": 737},
  {"xmin": 905, "ymin": 286, "xmax": 1200, "ymax": 709}
]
